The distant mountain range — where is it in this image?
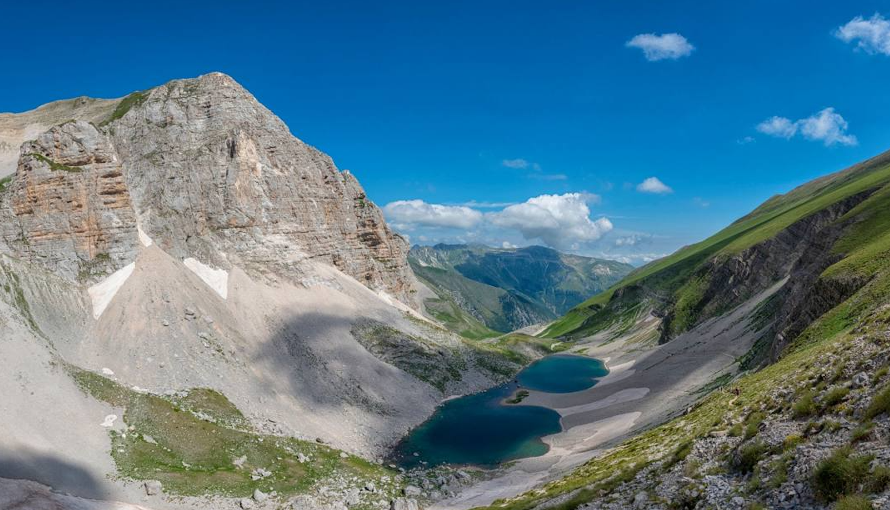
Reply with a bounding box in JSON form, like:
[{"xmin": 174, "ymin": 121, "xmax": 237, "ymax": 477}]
[{"xmin": 409, "ymin": 244, "xmax": 634, "ymax": 337}]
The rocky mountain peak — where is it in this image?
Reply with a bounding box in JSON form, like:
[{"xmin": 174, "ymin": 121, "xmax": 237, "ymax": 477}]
[{"xmin": 0, "ymin": 73, "xmax": 417, "ymax": 305}]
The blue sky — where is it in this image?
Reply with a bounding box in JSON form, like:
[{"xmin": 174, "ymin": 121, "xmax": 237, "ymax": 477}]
[{"xmin": 3, "ymin": 1, "xmax": 890, "ymax": 263}]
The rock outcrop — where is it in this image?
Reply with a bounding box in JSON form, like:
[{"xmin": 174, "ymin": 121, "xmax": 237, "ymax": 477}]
[{"xmin": 0, "ymin": 121, "xmax": 138, "ymax": 280}]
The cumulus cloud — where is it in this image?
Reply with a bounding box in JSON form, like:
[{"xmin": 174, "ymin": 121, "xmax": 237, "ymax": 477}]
[
  {"xmin": 383, "ymin": 200, "xmax": 483, "ymax": 229},
  {"xmin": 836, "ymin": 13, "xmax": 890, "ymax": 55},
  {"xmin": 636, "ymin": 177, "xmax": 673, "ymax": 194},
  {"xmin": 456, "ymin": 200, "xmax": 517, "ymax": 208},
  {"xmin": 756, "ymin": 108, "xmax": 857, "ymax": 146},
  {"xmin": 798, "ymin": 108, "xmax": 858, "ymax": 146},
  {"xmin": 756, "ymin": 116, "xmax": 798, "ymax": 139},
  {"xmin": 488, "ymin": 193, "xmax": 612, "ymax": 249},
  {"xmin": 626, "ymin": 33, "xmax": 694, "ymax": 61}
]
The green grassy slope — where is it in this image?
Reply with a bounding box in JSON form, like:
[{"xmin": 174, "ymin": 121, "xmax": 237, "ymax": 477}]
[
  {"xmin": 542, "ymin": 150, "xmax": 890, "ymax": 339},
  {"xmin": 68, "ymin": 366, "xmax": 398, "ymax": 506}
]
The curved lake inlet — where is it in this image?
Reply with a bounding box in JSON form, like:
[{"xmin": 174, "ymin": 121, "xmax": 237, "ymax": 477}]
[
  {"xmin": 518, "ymin": 354, "xmax": 608, "ymax": 393},
  {"xmin": 393, "ymin": 354, "xmax": 607, "ymax": 468}
]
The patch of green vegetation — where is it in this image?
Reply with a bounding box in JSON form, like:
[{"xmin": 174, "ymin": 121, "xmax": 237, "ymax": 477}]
[
  {"xmin": 732, "ymin": 440, "xmax": 767, "ymax": 474},
  {"xmin": 100, "ymin": 90, "xmax": 149, "ymax": 126},
  {"xmin": 744, "ymin": 411, "xmax": 765, "ymax": 440},
  {"xmin": 77, "ymin": 253, "xmax": 112, "ymax": 282},
  {"xmin": 169, "ymin": 388, "xmax": 250, "ymax": 430},
  {"xmin": 866, "ymin": 465, "xmax": 890, "ymax": 493},
  {"xmin": 28, "ymin": 153, "xmax": 81, "ymax": 172},
  {"xmin": 793, "ymin": 390, "xmax": 816, "ymax": 418},
  {"xmin": 351, "ymin": 320, "xmax": 518, "ymax": 391},
  {"xmin": 506, "ymin": 390, "xmax": 530, "ymax": 405},
  {"xmin": 693, "ymin": 373, "xmax": 733, "ymax": 396},
  {"xmin": 0, "ymin": 263, "xmax": 41, "ymax": 334},
  {"xmin": 0, "ymin": 175, "xmax": 12, "ymax": 192},
  {"xmin": 864, "ymin": 385, "xmax": 890, "ymax": 419},
  {"xmin": 767, "ymin": 454, "xmax": 789, "ymax": 489},
  {"xmin": 668, "ymin": 274, "xmax": 710, "ymax": 337},
  {"xmin": 67, "ymin": 365, "xmax": 395, "ymax": 501},
  {"xmin": 783, "ymin": 434, "xmax": 802, "ymax": 450},
  {"xmin": 835, "ymin": 494, "xmax": 874, "ymax": 510},
  {"xmin": 662, "ymin": 440, "xmax": 693, "ymax": 471},
  {"xmin": 823, "ymin": 386, "xmax": 850, "ymax": 409},
  {"xmin": 851, "ymin": 422, "xmax": 874, "ymax": 443},
  {"xmin": 533, "ymin": 463, "xmax": 649, "ymax": 510},
  {"xmin": 812, "ymin": 447, "xmax": 872, "ymax": 502}
]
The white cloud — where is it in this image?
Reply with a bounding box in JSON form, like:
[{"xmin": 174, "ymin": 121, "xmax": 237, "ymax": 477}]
[
  {"xmin": 756, "ymin": 108, "xmax": 857, "ymax": 146},
  {"xmin": 798, "ymin": 108, "xmax": 858, "ymax": 146},
  {"xmin": 636, "ymin": 177, "xmax": 673, "ymax": 194},
  {"xmin": 382, "ymin": 200, "xmax": 483, "ymax": 229},
  {"xmin": 756, "ymin": 116, "xmax": 798, "ymax": 139},
  {"xmin": 607, "ymin": 252, "xmax": 668, "ymax": 265},
  {"xmin": 501, "ymin": 241, "xmax": 518, "ymax": 249},
  {"xmin": 626, "ymin": 33, "xmax": 694, "ymax": 61},
  {"xmin": 488, "ymin": 193, "xmax": 612, "ymax": 249},
  {"xmin": 737, "ymin": 136, "xmax": 756, "ymax": 145},
  {"xmin": 614, "ymin": 234, "xmax": 648, "ymax": 247},
  {"xmin": 456, "ymin": 200, "xmax": 517, "ymax": 208},
  {"xmin": 836, "ymin": 13, "xmax": 890, "ymax": 55}
]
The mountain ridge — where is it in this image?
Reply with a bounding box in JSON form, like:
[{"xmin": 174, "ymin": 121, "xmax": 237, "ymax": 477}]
[{"xmin": 409, "ymin": 243, "xmax": 633, "ymax": 336}]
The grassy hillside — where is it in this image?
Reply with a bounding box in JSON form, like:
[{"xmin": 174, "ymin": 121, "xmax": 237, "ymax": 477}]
[
  {"xmin": 411, "ymin": 244, "xmax": 632, "ymax": 337},
  {"xmin": 542, "ymin": 149, "xmax": 890, "ymax": 340}
]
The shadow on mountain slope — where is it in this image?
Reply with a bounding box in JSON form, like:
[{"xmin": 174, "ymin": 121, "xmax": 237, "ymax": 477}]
[{"xmin": 0, "ymin": 452, "xmax": 105, "ymax": 499}]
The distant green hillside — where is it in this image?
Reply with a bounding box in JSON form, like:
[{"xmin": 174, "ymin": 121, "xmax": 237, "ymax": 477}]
[
  {"xmin": 542, "ymin": 148, "xmax": 890, "ymax": 351},
  {"xmin": 410, "ymin": 244, "xmax": 633, "ymax": 337}
]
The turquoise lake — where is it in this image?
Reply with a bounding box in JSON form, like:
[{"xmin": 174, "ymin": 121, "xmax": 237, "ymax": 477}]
[{"xmin": 393, "ymin": 354, "xmax": 608, "ymax": 468}]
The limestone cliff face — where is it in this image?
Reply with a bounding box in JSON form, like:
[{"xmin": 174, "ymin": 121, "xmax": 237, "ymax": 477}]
[
  {"xmin": 0, "ymin": 121, "xmax": 138, "ymax": 280},
  {"xmin": 0, "ymin": 73, "xmax": 416, "ymax": 305}
]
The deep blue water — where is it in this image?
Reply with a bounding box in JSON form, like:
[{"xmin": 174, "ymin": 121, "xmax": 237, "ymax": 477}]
[
  {"xmin": 393, "ymin": 354, "xmax": 607, "ymax": 468},
  {"xmin": 518, "ymin": 354, "xmax": 608, "ymax": 393}
]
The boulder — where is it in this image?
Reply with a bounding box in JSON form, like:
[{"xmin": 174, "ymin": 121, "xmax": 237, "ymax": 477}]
[
  {"xmin": 144, "ymin": 480, "xmax": 162, "ymax": 496},
  {"xmin": 390, "ymin": 499, "xmax": 419, "ymax": 510}
]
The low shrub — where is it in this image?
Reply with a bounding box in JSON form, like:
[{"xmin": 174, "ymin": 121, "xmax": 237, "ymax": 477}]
[
  {"xmin": 823, "ymin": 386, "xmax": 850, "ymax": 408},
  {"xmin": 783, "ymin": 434, "xmax": 803, "ymax": 450},
  {"xmin": 745, "ymin": 411, "xmax": 765, "ymax": 439},
  {"xmin": 866, "ymin": 465, "xmax": 890, "ymax": 493},
  {"xmin": 835, "ymin": 494, "xmax": 873, "ymax": 510},
  {"xmin": 865, "ymin": 386, "xmax": 890, "ymax": 419},
  {"xmin": 794, "ymin": 391, "xmax": 817, "ymax": 418},
  {"xmin": 732, "ymin": 441, "xmax": 767, "ymax": 474},
  {"xmin": 851, "ymin": 421, "xmax": 874, "ymax": 443},
  {"xmin": 812, "ymin": 447, "xmax": 873, "ymax": 502}
]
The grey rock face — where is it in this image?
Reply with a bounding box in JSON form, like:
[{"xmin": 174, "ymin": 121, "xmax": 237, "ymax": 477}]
[
  {"xmin": 0, "ymin": 73, "xmax": 416, "ymax": 305},
  {"xmin": 0, "ymin": 121, "xmax": 139, "ymax": 281}
]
